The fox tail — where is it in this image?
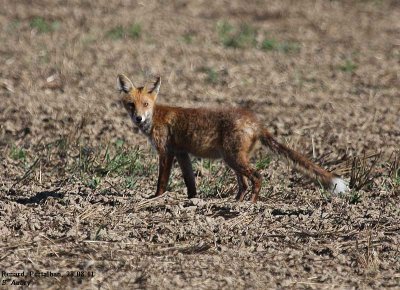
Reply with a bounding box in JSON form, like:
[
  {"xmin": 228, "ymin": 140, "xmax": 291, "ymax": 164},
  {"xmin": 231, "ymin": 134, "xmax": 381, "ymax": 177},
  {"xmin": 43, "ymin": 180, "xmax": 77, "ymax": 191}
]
[{"xmin": 260, "ymin": 129, "xmax": 348, "ymax": 194}]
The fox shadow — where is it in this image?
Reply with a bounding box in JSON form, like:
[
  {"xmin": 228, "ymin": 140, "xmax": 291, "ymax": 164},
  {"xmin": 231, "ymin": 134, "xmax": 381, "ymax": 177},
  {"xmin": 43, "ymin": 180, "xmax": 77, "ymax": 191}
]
[{"xmin": 15, "ymin": 189, "xmax": 64, "ymax": 205}]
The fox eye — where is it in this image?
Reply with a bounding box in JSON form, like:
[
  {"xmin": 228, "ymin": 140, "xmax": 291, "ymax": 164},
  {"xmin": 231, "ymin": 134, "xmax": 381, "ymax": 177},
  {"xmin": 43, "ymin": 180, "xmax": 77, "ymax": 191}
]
[
  {"xmin": 143, "ymin": 102, "xmax": 149, "ymax": 107},
  {"xmin": 126, "ymin": 102, "xmax": 134, "ymax": 110}
]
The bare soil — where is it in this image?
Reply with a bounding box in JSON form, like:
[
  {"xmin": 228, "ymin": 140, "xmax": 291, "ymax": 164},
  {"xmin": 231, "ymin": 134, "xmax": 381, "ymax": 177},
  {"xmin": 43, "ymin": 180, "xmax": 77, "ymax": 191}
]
[{"xmin": 0, "ymin": 0, "xmax": 399, "ymax": 289}]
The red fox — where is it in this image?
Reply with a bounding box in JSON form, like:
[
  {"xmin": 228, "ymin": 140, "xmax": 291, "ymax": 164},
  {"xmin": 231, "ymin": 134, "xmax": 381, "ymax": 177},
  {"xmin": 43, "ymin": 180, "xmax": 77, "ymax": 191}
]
[{"xmin": 117, "ymin": 74, "xmax": 348, "ymax": 203}]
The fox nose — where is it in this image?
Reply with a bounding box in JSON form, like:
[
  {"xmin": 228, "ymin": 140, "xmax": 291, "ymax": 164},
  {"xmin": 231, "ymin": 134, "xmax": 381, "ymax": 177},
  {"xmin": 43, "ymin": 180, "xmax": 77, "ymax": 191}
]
[{"xmin": 135, "ymin": 116, "xmax": 142, "ymax": 123}]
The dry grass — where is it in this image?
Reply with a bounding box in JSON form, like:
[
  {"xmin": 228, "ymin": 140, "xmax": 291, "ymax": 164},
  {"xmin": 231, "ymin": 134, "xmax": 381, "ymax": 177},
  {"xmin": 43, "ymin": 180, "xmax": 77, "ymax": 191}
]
[{"xmin": 0, "ymin": 0, "xmax": 399, "ymax": 289}]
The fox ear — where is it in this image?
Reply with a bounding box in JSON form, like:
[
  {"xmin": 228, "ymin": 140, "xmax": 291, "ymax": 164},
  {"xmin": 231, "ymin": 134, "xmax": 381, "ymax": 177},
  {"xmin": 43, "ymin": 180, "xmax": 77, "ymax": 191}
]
[
  {"xmin": 148, "ymin": 76, "xmax": 161, "ymax": 97},
  {"xmin": 117, "ymin": 74, "xmax": 135, "ymax": 93}
]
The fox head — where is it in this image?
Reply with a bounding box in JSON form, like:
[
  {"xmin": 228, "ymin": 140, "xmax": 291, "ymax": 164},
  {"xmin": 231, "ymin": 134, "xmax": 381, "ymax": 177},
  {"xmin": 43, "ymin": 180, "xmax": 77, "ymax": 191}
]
[{"xmin": 117, "ymin": 74, "xmax": 161, "ymax": 134}]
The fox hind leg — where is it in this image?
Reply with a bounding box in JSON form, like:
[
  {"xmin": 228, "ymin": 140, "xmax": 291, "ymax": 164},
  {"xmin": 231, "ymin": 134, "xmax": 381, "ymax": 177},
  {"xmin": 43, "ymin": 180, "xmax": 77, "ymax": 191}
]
[
  {"xmin": 223, "ymin": 131, "xmax": 262, "ymax": 202},
  {"xmin": 235, "ymin": 173, "xmax": 249, "ymax": 201},
  {"xmin": 225, "ymin": 155, "xmax": 262, "ymax": 203}
]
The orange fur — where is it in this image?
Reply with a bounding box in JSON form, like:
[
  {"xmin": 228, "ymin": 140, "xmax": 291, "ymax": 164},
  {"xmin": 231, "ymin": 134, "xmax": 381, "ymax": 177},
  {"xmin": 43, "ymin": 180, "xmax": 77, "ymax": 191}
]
[{"xmin": 117, "ymin": 75, "xmax": 346, "ymax": 202}]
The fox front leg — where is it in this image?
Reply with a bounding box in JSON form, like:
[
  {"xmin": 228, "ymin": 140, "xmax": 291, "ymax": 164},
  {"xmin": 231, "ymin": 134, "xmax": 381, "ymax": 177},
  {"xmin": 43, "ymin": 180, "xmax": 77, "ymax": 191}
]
[
  {"xmin": 175, "ymin": 152, "xmax": 196, "ymax": 198},
  {"xmin": 155, "ymin": 153, "xmax": 174, "ymax": 197}
]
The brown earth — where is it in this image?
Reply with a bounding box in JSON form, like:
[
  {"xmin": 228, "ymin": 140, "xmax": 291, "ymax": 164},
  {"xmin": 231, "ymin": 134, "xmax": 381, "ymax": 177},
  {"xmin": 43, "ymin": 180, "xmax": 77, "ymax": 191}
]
[{"xmin": 0, "ymin": 0, "xmax": 399, "ymax": 289}]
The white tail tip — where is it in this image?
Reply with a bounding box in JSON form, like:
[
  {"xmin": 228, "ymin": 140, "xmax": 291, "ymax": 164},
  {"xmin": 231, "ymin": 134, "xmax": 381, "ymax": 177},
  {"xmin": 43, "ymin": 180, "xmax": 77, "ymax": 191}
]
[{"xmin": 330, "ymin": 177, "xmax": 349, "ymax": 194}]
